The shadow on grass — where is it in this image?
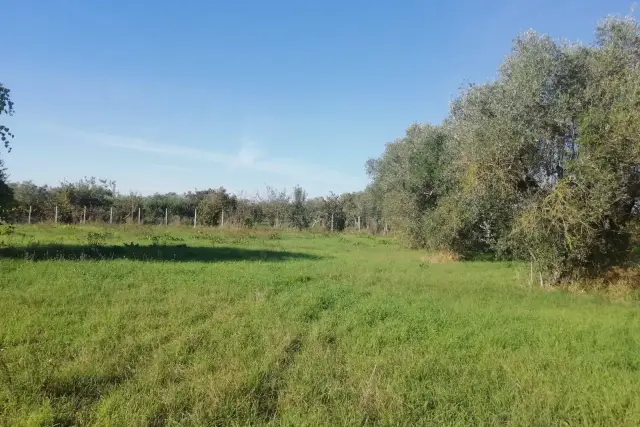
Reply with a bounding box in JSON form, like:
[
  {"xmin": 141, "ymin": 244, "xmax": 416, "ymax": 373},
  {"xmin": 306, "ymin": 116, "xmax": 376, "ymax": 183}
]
[{"xmin": 0, "ymin": 243, "xmax": 322, "ymax": 262}]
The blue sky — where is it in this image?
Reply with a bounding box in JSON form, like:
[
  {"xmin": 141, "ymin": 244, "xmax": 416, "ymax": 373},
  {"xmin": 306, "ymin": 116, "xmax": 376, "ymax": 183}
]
[{"xmin": 2, "ymin": 0, "xmax": 636, "ymax": 196}]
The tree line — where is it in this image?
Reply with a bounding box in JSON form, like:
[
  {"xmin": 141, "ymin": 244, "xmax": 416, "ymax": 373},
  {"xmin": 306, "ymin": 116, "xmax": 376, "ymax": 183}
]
[
  {"xmin": 2, "ymin": 13, "xmax": 640, "ymax": 283},
  {"xmin": 3, "ymin": 177, "xmax": 387, "ymax": 232},
  {"xmin": 364, "ymin": 14, "xmax": 640, "ymax": 282}
]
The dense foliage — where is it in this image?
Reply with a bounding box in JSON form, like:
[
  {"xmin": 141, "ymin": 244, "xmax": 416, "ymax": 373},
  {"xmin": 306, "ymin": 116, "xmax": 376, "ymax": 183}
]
[{"xmin": 366, "ymin": 15, "xmax": 640, "ymax": 282}]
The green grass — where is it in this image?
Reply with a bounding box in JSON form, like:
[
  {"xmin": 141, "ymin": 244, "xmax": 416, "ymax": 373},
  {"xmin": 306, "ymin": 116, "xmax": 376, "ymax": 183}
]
[{"xmin": 1, "ymin": 224, "xmax": 639, "ymax": 426}]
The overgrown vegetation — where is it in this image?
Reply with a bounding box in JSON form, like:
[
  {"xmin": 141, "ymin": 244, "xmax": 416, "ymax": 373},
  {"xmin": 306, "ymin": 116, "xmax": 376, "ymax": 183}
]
[
  {"xmin": 0, "ymin": 225, "xmax": 639, "ymax": 426},
  {"xmin": 366, "ymin": 15, "xmax": 640, "ymax": 283}
]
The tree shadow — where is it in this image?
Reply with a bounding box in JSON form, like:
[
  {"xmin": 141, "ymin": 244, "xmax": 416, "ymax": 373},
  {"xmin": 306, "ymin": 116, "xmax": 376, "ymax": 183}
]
[{"xmin": 0, "ymin": 243, "xmax": 322, "ymax": 262}]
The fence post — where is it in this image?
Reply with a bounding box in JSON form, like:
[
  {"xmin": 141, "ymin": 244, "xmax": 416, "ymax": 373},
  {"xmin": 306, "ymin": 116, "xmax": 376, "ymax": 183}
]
[
  {"xmin": 110, "ymin": 207, "xmax": 113, "ymax": 224},
  {"xmin": 331, "ymin": 212, "xmax": 334, "ymax": 232},
  {"xmin": 221, "ymin": 209, "xmax": 224, "ymax": 228},
  {"xmin": 193, "ymin": 208, "xmax": 197, "ymax": 228},
  {"xmin": 165, "ymin": 208, "xmax": 168, "ymax": 226},
  {"xmin": 138, "ymin": 207, "xmax": 141, "ymax": 225},
  {"xmin": 54, "ymin": 206, "xmax": 58, "ymax": 224},
  {"xmin": 28, "ymin": 205, "xmax": 32, "ymax": 224},
  {"xmin": 83, "ymin": 206, "xmax": 86, "ymax": 224}
]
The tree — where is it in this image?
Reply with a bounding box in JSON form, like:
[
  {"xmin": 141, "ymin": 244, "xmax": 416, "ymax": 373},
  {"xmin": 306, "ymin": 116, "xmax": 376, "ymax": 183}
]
[
  {"xmin": 339, "ymin": 192, "xmax": 358, "ymax": 229},
  {"xmin": 511, "ymin": 15, "xmax": 640, "ymax": 281},
  {"xmin": 430, "ymin": 31, "xmax": 588, "ymax": 256},
  {"xmin": 289, "ymin": 185, "xmax": 310, "ymax": 230},
  {"xmin": 52, "ymin": 177, "xmax": 115, "ymax": 223},
  {"xmin": 9, "ymin": 181, "xmax": 54, "ymax": 222},
  {"xmin": 0, "ymin": 83, "xmax": 15, "ymax": 218},
  {"xmin": 263, "ymin": 186, "xmax": 290, "ymax": 228},
  {"xmin": 233, "ymin": 197, "xmax": 265, "ymax": 228},
  {"xmin": 321, "ymin": 192, "xmax": 346, "ymax": 232},
  {"xmin": 306, "ymin": 196, "xmax": 325, "ymax": 228},
  {"xmin": 365, "ymin": 13, "xmax": 640, "ymax": 282},
  {"xmin": 198, "ymin": 187, "xmax": 236, "ymax": 226},
  {"xmin": 144, "ymin": 193, "xmax": 187, "ymax": 224},
  {"xmin": 0, "ymin": 159, "xmax": 12, "ymax": 220},
  {"xmin": 366, "ymin": 124, "xmax": 450, "ymax": 246},
  {"xmin": 0, "ymin": 83, "xmax": 14, "ymax": 151}
]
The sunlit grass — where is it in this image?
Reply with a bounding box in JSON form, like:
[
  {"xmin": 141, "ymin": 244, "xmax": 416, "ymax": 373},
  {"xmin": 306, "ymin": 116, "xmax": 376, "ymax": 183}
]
[{"xmin": 1, "ymin": 225, "xmax": 639, "ymax": 426}]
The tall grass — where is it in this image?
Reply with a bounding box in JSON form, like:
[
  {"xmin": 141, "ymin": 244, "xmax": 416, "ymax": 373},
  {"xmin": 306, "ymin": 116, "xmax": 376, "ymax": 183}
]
[{"xmin": 1, "ymin": 225, "xmax": 639, "ymax": 426}]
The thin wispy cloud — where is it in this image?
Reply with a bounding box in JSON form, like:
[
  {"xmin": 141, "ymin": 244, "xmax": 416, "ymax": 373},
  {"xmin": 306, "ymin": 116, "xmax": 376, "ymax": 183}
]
[
  {"xmin": 60, "ymin": 127, "xmax": 366, "ymax": 194},
  {"xmin": 151, "ymin": 163, "xmax": 191, "ymax": 172}
]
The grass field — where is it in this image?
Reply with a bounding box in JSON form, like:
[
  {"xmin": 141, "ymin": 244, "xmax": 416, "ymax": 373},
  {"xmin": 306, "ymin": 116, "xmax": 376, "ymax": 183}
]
[{"xmin": 1, "ymin": 225, "xmax": 640, "ymax": 426}]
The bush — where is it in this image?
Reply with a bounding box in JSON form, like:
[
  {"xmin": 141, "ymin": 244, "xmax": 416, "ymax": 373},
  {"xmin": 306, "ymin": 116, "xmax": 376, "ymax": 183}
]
[
  {"xmin": 510, "ymin": 177, "xmax": 633, "ymax": 283},
  {"xmin": 87, "ymin": 231, "xmax": 111, "ymax": 245},
  {"xmin": 0, "ymin": 224, "xmax": 15, "ymax": 235}
]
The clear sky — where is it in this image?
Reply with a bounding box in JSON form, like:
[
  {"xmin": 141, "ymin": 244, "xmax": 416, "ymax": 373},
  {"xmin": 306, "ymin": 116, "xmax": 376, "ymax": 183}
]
[{"xmin": 3, "ymin": 1, "xmax": 636, "ymax": 196}]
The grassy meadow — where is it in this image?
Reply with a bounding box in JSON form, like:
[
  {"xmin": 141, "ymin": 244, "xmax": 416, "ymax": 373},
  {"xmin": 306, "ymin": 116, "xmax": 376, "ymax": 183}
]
[{"xmin": 1, "ymin": 224, "xmax": 640, "ymax": 426}]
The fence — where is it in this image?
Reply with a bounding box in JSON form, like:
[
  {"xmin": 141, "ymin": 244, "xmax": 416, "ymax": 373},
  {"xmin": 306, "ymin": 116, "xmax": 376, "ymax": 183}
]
[
  {"xmin": 14, "ymin": 206, "xmax": 213, "ymax": 228},
  {"xmin": 9, "ymin": 205, "xmax": 389, "ymax": 233}
]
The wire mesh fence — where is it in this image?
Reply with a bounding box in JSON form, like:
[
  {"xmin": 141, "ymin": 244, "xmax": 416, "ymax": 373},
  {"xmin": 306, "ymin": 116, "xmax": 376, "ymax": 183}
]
[{"xmin": 7, "ymin": 205, "xmax": 388, "ymax": 233}]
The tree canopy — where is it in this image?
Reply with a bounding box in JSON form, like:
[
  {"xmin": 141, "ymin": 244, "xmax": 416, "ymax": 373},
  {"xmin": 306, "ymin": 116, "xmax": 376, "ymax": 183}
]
[
  {"xmin": 365, "ymin": 14, "xmax": 640, "ymax": 282},
  {"xmin": 0, "ymin": 83, "xmax": 14, "ymax": 150}
]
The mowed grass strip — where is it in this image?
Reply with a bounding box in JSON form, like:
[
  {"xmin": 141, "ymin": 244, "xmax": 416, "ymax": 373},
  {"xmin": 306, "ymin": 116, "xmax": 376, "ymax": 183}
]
[{"xmin": 0, "ymin": 225, "xmax": 639, "ymax": 426}]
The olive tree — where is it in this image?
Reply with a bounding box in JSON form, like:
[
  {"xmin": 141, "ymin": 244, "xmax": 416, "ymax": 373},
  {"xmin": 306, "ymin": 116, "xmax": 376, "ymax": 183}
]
[
  {"xmin": 366, "ymin": 14, "xmax": 640, "ymax": 281},
  {"xmin": 512, "ymin": 16, "xmax": 640, "ymax": 281},
  {"xmin": 366, "ymin": 124, "xmax": 449, "ymax": 246},
  {"xmin": 289, "ymin": 185, "xmax": 310, "ymax": 230}
]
